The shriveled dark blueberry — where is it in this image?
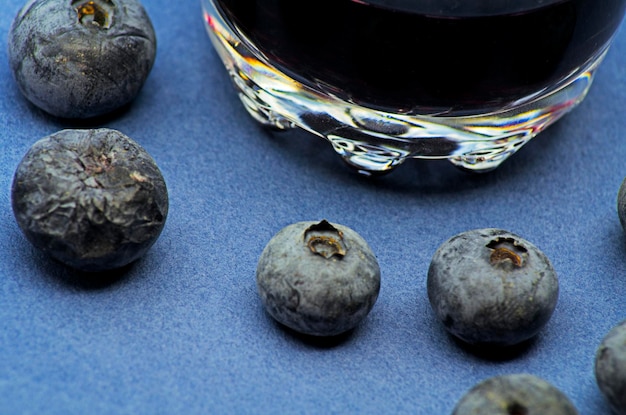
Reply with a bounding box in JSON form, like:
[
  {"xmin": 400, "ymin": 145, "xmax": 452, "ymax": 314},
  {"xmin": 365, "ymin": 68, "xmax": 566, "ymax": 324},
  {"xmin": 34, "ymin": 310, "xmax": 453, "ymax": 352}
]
[
  {"xmin": 256, "ymin": 220, "xmax": 381, "ymax": 336},
  {"xmin": 453, "ymin": 374, "xmax": 578, "ymax": 415},
  {"xmin": 7, "ymin": 0, "xmax": 156, "ymax": 119},
  {"xmin": 595, "ymin": 320, "xmax": 626, "ymax": 414},
  {"xmin": 427, "ymin": 228, "xmax": 558, "ymax": 346},
  {"xmin": 618, "ymin": 178, "xmax": 626, "ymax": 233},
  {"xmin": 11, "ymin": 128, "xmax": 168, "ymax": 272}
]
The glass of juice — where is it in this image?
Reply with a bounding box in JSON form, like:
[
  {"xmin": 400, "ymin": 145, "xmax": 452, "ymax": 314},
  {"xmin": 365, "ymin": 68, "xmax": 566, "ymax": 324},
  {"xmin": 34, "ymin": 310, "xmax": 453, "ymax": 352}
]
[{"xmin": 202, "ymin": 0, "xmax": 626, "ymax": 174}]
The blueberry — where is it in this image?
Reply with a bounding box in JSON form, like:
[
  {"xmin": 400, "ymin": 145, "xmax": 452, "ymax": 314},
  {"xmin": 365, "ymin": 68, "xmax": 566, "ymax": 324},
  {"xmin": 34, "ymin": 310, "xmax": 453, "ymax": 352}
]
[
  {"xmin": 11, "ymin": 128, "xmax": 168, "ymax": 272},
  {"xmin": 427, "ymin": 228, "xmax": 559, "ymax": 346},
  {"xmin": 452, "ymin": 374, "xmax": 579, "ymax": 415},
  {"xmin": 617, "ymin": 178, "xmax": 626, "ymax": 232},
  {"xmin": 256, "ymin": 220, "xmax": 381, "ymax": 336},
  {"xmin": 7, "ymin": 0, "xmax": 156, "ymax": 119},
  {"xmin": 595, "ymin": 320, "xmax": 626, "ymax": 414}
]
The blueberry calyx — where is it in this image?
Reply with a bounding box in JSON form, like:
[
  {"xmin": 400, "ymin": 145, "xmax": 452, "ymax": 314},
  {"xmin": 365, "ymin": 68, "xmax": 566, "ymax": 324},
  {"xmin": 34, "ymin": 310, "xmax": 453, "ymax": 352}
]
[
  {"xmin": 507, "ymin": 403, "xmax": 528, "ymax": 415},
  {"xmin": 73, "ymin": 0, "xmax": 115, "ymax": 28},
  {"xmin": 77, "ymin": 150, "xmax": 114, "ymax": 188},
  {"xmin": 78, "ymin": 153, "xmax": 112, "ymax": 173},
  {"xmin": 304, "ymin": 220, "xmax": 346, "ymax": 259},
  {"xmin": 487, "ymin": 237, "xmax": 528, "ymax": 267}
]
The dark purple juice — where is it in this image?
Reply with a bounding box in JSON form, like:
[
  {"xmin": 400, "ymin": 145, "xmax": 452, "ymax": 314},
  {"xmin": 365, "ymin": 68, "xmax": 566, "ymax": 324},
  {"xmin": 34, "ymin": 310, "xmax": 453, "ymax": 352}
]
[{"xmin": 215, "ymin": 0, "xmax": 626, "ymax": 113}]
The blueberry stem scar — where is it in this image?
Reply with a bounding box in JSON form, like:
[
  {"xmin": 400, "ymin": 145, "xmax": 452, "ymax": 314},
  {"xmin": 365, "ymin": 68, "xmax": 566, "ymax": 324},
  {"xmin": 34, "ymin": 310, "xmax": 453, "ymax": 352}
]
[
  {"xmin": 490, "ymin": 247, "xmax": 523, "ymax": 267},
  {"xmin": 507, "ymin": 403, "xmax": 528, "ymax": 415},
  {"xmin": 304, "ymin": 220, "xmax": 346, "ymax": 259},
  {"xmin": 73, "ymin": 0, "xmax": 115, "ymax": 28},
  {"xmin": 486, "ymin": 237, "xmax": 528, "ymax": 267}
]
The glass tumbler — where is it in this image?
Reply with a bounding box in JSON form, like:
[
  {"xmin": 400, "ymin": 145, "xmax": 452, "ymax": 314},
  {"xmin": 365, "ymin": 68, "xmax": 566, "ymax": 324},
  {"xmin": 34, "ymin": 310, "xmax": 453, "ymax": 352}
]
[{"xmin": 202, "ymin": 0, "xmax": 626, "ymax": 174}]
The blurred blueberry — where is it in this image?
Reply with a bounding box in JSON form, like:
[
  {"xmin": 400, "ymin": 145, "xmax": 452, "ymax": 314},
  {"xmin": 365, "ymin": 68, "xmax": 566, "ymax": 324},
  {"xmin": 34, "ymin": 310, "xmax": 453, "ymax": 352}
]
[
  {"xmin": 453, "ymin": 373, "xmax": 578, "ymax": 415},
  {"xmin": 618, "ymin": 178, "xmax": 626, "ymax": 233},
  {"xmin": 11, "ymin": 128, "xmax": 168, "ymax": 272},
  {"xmin": 7, "ymin": 0, "xmax": 156, "ymax": 119},
  {"xmin": 595, "ymin": 320, "xmax": 626, "ymax": 414},
  {"xmin": 256, "ymin": 220, "xmax": 381, "ymax": 336},
  {"xmin": 427, "ymin": 228, "xmax": 559, "ymax": 346}
]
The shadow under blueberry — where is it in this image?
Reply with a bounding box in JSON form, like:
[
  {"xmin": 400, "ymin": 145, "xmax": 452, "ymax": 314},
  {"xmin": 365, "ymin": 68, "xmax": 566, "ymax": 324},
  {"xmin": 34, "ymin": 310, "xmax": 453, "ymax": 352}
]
[
  {"xmin": 590, "ymin": 386, "xmax": 615, "ymax": 414},
  {"xmin": 268, "ymin": 316, "xmax": 358, "ymax": 349},
  {"xmin": 34, "ymin": 251, "xmax": 136, "ymax": 291},
  {"xmin": 451, "ymin": 333, "xmax": 539, "ymax": 362},
  {"xmin": 47, "ymin": 101, "xmax": 137, "ymax": 130},
  {"xmin": 424, "ymin": 310, "xmax": 540, "ymax": 362}
]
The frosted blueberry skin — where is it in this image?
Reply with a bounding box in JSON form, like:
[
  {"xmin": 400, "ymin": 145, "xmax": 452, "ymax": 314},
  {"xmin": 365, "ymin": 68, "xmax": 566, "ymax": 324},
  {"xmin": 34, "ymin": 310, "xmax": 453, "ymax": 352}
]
[
  {"xmin": 11, "ymin": 128, "xmax": 168, "ymax": 272},
  {"xmin": 595, "ymin": 320, "xmax": 626, "ymax": 414},
  {"xmin": 427, "ymin": 228, "xmax": 558, "ymax": 346},
  {"xmin": 256, "ymin": 220, "xmax": 381, "ymax": 336},
  {"xmin": 7, "ymin": 0, "xmax": 156, "ymax": 119},
  {"xmin": 453, "ymin": 374, "xmax": 579, "ymax": 415}
]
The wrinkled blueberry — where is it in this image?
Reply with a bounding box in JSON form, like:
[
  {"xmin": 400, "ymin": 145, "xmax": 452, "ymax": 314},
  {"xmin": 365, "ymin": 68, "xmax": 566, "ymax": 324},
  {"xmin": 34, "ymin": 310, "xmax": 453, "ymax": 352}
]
[
  {"xmin": 7, "ymin": 0, "xmax": 156, "ymax": 119},
  {"xmin": 595, "ymin": 320, "xmax": 626, "ymax": 414},
  {"xmin": 11, "ymin": 128, "xmax": 168, "ymax": 272},
  {"xmin": 617, "ymin": 178, "xmax": 626, "ymax": 233},
  {"xmin": 256, "ymin": 220, "xmax": 381, "ymax": 336},
  {"xmin": 427, "ymin": 228, "xmax": 559, "ymax": 346},
  {"xmin": 453, "ymin": 374, "xmax": 579, "ymax": 415}
]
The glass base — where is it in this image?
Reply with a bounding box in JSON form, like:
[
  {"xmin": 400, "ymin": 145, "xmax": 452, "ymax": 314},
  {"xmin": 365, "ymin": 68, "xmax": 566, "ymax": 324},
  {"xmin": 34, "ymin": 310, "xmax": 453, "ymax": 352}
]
[{"xmin": 202, "ymin": 2, "xmax": 608, "ymax": 175}]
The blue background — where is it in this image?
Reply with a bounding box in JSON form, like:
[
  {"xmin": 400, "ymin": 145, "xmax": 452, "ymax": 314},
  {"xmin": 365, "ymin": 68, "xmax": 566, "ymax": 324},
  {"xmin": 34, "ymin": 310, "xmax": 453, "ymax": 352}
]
[{"xmin": 2, "ymin": 1, "xmax": 626, "ymax": 413}]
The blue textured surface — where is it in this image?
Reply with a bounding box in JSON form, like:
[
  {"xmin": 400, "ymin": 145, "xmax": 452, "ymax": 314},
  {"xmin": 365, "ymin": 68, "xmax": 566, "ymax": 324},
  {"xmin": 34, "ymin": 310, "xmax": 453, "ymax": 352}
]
[{"xmin": 1, "ymin": 1, "xmax": 626, "ymax": 414}]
